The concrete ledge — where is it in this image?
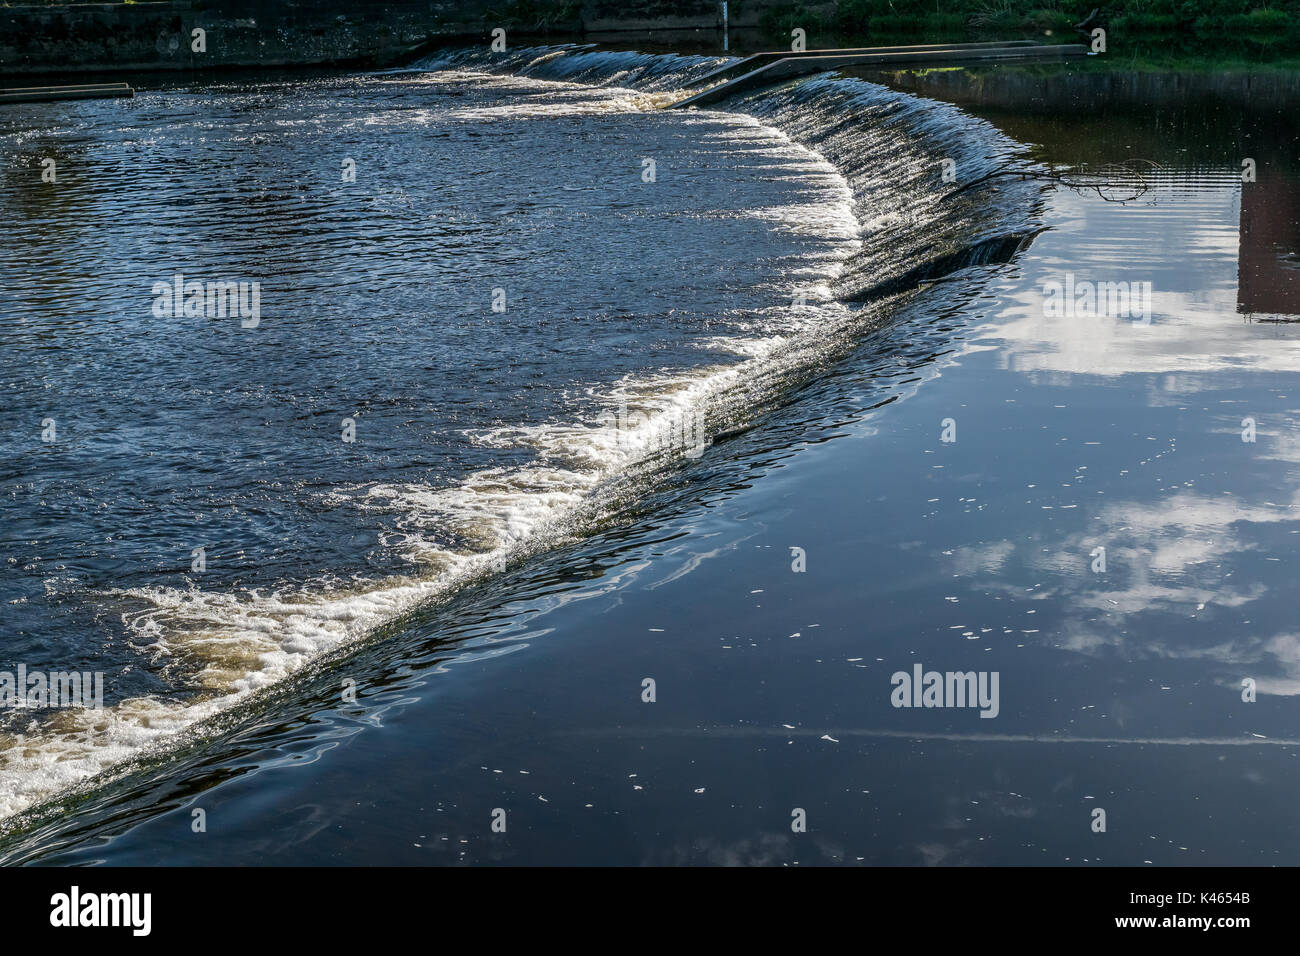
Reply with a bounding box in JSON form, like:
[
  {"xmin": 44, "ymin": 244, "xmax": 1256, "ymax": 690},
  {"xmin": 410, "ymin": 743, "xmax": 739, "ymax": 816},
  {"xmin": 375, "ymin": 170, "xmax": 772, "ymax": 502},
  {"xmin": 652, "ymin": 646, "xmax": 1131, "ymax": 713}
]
[
  {"xmin": 0, "ymin": 80, "xmax": 134, "ymax": 103},
  {"xmin": 671, "ymin": 43, "xmax": 1091, "ymax": 108},
  {"xmin": 685, "ymin": 39, "xmax": 1041, "ymax": 87}
]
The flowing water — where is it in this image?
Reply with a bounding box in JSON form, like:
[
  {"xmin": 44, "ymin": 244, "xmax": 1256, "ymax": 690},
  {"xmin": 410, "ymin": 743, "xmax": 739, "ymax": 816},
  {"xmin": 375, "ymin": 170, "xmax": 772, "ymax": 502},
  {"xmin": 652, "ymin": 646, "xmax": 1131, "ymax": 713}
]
[
  {"xmin": 1, "ymin": 46, "xmax": 1297, "ymax": 865},
  {"xmin": 0, "ymin": 47, "xmax": 1034, "ymax": 828}
]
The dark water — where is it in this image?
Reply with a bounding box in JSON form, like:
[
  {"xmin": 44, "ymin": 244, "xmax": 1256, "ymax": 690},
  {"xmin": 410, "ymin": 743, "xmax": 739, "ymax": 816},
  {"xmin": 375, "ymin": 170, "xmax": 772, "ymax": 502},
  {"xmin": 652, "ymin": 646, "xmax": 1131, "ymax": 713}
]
[
  {"xmin": 0, "ymin": 53, "xmax": 871, "ymax": 816},
  {"xmin": 2, "ymin": 48, "xmax": 1299, "ymax": 865}
]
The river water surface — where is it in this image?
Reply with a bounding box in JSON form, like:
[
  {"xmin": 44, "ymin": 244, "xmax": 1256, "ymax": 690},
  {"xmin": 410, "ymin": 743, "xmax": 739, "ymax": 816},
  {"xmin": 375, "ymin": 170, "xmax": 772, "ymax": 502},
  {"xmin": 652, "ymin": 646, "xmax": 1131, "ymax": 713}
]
[{"xmin": 1, "ymin": 48, "xmax": 1298, "ymax": 865}]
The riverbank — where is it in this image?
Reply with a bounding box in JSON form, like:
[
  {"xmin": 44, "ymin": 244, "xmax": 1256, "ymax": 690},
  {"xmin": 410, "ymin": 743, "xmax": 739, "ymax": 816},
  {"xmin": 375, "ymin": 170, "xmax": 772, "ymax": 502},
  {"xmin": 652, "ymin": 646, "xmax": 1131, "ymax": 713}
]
[
  {"xmin": 763, "ymin": 0, "xmax": 1300, "ymax": 52},
  {"xmin": 0, "ymin": 0, "xmax": 732, "ymax": 77},
  {"xmin": 6, "ymin": 1, "xmax": 1300, "ymax": 77}
]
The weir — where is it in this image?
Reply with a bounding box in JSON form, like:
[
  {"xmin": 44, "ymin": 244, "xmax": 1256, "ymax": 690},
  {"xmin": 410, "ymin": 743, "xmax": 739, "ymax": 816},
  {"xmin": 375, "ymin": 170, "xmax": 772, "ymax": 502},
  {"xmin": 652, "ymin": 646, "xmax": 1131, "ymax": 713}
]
[
  {"xmin": 684, "ymin": 39, "xmax": 1042, "ymax": 87},
  {"xmin": 670, "ymin": 42, "xmax": 1089, "ymax": 109},
  {"xmin": 0, "ymin": 82, "xmax": 133, "ymax": 105}
]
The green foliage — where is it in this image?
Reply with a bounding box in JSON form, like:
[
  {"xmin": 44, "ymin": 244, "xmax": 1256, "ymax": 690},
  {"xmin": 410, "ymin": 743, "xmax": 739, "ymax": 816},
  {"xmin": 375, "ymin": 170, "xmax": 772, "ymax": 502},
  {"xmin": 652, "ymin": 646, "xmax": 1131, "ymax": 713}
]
[
  {"xmin": 1228, "ymin": 7, "xmax": 1292, "ymax": 31},
  {"xmin": 1025, "ymin": 8, "xmax": 1075, "ymax": 31},
  {"xmin": 1113, "ymin": 12, "xmax": 1181, "ymax": 32},
  {"xmin": 758, "ymin": 0, "xmax": 1300, "ymax": 44},
  {"xmin": 491, "ymin": 0, "xmax": 582, "ymax": 30}
]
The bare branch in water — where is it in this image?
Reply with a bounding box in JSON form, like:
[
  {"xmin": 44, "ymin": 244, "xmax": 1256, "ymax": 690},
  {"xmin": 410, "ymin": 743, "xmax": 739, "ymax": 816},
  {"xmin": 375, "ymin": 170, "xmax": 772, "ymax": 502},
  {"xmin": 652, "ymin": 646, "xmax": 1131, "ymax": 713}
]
[{"xmin": 944, "ymin": 159, "xmax": 1162, "ymax": 203}]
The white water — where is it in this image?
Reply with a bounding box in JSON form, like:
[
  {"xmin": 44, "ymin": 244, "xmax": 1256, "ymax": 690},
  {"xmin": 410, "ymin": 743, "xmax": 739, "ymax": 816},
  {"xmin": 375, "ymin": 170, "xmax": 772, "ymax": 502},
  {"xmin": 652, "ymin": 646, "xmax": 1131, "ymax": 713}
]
[{"xmin": 0, "ymin": 73, "xmax": 863, "ymax": 824}]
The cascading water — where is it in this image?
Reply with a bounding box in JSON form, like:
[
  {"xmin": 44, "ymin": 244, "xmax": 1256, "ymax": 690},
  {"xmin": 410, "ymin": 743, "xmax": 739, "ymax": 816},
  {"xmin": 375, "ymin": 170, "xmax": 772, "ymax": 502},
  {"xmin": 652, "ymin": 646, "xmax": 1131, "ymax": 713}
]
[{"xmin": 0, "ymin": 44, "xmax": 1044, "ymax": 830}]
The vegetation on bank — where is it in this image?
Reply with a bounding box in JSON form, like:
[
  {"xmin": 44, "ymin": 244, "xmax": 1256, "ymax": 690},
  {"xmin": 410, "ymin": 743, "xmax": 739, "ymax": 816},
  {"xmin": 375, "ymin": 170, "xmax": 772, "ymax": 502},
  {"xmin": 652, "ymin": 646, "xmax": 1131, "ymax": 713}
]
[
  {"xmin": 755, "ymin": 0, "xmax": 1300, "ymax": 52},
  {"xmin": 488, "ymin": 0, "xmax": 585, "ymax": 29},
  {"xmin": 8, "ymin": 0, "xmax": 1300, "ymax": 66},
  {"xmin": 481, "ymin": 0, "xmax": 1300, "ymax": 60}
]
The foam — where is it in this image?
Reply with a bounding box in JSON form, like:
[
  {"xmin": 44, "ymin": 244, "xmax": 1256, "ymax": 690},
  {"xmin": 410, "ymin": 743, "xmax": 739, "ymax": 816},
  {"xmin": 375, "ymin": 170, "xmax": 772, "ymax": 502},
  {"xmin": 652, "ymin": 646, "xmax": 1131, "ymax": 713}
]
[{"xmin": 0, "ymin": 69, "xmax": 862, "ymax": 825}]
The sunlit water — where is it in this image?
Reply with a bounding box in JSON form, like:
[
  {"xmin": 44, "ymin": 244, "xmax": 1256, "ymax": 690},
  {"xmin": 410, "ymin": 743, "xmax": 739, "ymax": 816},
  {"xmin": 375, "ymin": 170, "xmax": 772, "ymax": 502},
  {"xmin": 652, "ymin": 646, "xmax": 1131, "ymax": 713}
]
[{"xmin": 2, "ymin": 47, "xmax": 1298, "ymax": 865}]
